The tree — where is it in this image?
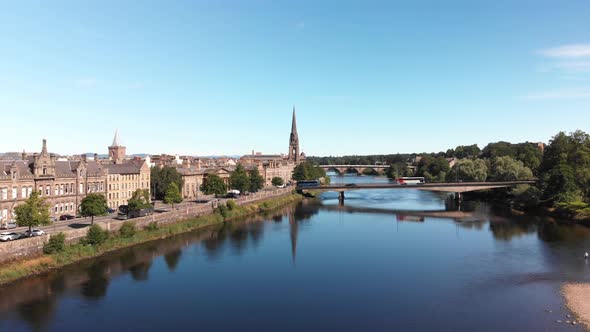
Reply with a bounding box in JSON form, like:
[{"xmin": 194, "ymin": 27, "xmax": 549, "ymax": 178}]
[
  {"xmin": 14, "ymin": 191, "xmax": 51, "ymax": 232},
  {"xmin": 200, "ymin": 174, "xmax": 227, "ymax": 195},
  {"xmin": 128, "ymin": 189, "xmax": 152, "ymax": 212},
  {"xmin": 386, "ymin": 162, "xmax": 411, "ymax": 179},
  {"xmin": 416, "ymin": 156, "xmax": 450, "ymax": 182},
  {"xmin": 292, "ymin": 162, "xmax": 328, "ymax": 181},
  {"xmin": 249, "ymin": 168, "xmax": 265, "ymax": 192},
  {"xmin": 449, "ymin": 158, "xmax": 488, "ymax": 182},
  {"xmin": 150, "ymin": 166, "xmax": 183, "ymax": 200},
  {"xmin": 489, "ymin": 156, "xmax": 533, "ymax": 181},
  {"xmin": 271, "ymin": 177, "xmax": 284, "ymax": 186},
  {"xmin": 164, "ymin": 182, "xmax": 183, "ymax": 208},
  {"xmin": 80, "ymin": 193, "xmax": 108, "ymax": 224},
  {"xmin": 229, "ymin": 164, "xmax": 250, "ymax": 193}
]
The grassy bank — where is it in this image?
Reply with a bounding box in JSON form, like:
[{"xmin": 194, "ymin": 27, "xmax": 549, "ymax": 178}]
[{"xmin": 0, "ymin": 192, "xmax": 303, "ymax": 286}]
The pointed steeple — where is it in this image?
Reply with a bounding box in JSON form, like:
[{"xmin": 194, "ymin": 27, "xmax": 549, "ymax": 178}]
[
  {"xmin": 291, "ymin": 106, "xmax": 298, "ymax": 139},
  {"xmin": 112, "ymin": 130, "xmax": 120, "ymax": 147},
  {"xmin": 288, "ymin": 106, "xmax": 300, "ymax": 162}
]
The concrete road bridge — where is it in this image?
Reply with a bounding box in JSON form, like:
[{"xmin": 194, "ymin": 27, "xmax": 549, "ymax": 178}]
[
  {"xmin": 319, "ymin": 165, "xmax": 388, "ymax": 175},
  {"xmin": 300, "ymin": 180, "xmax": 536, "ymax": 203}
]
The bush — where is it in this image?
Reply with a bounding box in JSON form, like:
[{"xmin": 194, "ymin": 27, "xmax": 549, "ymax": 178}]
[
  {"xmin": 226, "ymin": 200, "xmax": 237, "ymax": 211},
  {"xmin": 85, "ymin": 224, "xmax": 108, "ymax": 246},
  {"xmin": 144, "ymin": 222, "xmax": 159, "ymax": 232},
  {"xmin": 119, "ymin": 221, "xmax": 136, "ymax": 238},
  {"xmin": 271, "ymin": 177, "xmax": 284, "ymax": 186},
  {"xmin": 217, "ymin": 203, "xmax": 229, "ymax": 218},
  {"xmin": 43, "ymin": 233, "xmax": 66, "ymax": 254}
]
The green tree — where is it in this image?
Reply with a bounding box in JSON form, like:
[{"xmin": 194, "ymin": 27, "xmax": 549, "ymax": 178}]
[
  {"xmin": 292, "ymin": 162, "xmax": 328, "ymax": 181},
  {"xmin": 200, "ymin": 174, "xmax": 227, "ymax": 195},
  {"xmin": 249, "ymin": 168, "xmax": 265, "ymax": 192},
  {"xmin": 229, "ymin": 164, "xmax": 250, "ymax": 193},
  {"xmin": 449, "ymin": 158, "xmax": 488, "ymax": 182},
  {"xmin": 271, "ymin": 177, "xmax": 284, "ymax": 186},
  {"xmin": 386, "ymin": 162, "xmax": 411, "ymax": 179},
  {"xmin": 490, "ymin": 156, "xmax": 533, "ymax": 181},
  {"xmin": 128, "ymin": 189, "xmax": 152, "ymax": 212},
  {"xmin": 416, "ymin": 156, "xmax": 449, "ymax": 182},
  {"xmin": 80, "ymin": 193, "xmax": 108, "ymax": 224},
  {"xmin": 14, "ymin": 191, "xmax": 51, "ymax": 232},
  {"xmin": 163, "ymin": 182, "xmax": 183, "ymax": 208},
  {"xmin": 150, "ymin": 166, "xmax": 184, "ymax": 200}
]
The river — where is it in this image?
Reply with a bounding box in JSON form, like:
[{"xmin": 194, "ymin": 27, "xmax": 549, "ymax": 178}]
[{"xmin": 1, "ymin": 174, "xmax": 590, "ymax": 331}]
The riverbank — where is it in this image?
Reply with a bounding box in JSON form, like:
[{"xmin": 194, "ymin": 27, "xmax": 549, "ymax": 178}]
[
  {"xmin": 0, "ymin": 192, "xmax": 303, "ymax": 286},
  {"xmin": 562, "ymin": 283, "xmax": 590, "ymax": 328}
]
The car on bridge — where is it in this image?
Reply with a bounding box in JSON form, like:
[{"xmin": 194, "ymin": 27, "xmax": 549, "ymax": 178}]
[{"xmin": 59, "ymin": 214, "xmax": 75, "ymax": 221}]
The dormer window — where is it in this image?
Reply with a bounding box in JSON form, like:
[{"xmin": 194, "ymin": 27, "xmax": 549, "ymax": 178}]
[
  {"xmin": 11, "ymin": 172, "xmax": 16, "ymax": 180},
  {"xmin": 42, "ymin": 167, "xmax": 47, "ymax": 175}
]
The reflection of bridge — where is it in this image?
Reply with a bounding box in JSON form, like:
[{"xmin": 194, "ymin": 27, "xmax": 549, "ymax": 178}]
[
  {"xmin": 304, "ymin": 181, "xmax": 536, "ymax": 203},
  {"xmin": 320, "ymin": 205, "xmax": 483, "ymax": 222},
  {"xmin": 319, "ymin": 164, "xmax": 388, "ymax": 175}
]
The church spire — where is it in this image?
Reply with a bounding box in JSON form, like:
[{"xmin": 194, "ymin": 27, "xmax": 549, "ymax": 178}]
[
  {"xmin": 288, "ymin": 106, "xmax": 300, "ymax": 162},
  {"xmin": 291, "ymin": 106, "xmax": 298, "ymax": 139},
  {"xmin": 112, "ymin": 129, "xmax": 120, "ymax": 147}
]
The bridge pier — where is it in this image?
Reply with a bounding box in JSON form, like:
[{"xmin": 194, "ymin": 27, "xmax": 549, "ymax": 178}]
[{"xmin": 338, "ymin": 191, "xmax": 345, "ymax": 204}]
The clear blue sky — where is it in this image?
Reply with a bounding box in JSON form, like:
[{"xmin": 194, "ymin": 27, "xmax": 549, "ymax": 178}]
[{"xmin": 1, "ymin": 0, "xmax": 589, "ymax": 157}]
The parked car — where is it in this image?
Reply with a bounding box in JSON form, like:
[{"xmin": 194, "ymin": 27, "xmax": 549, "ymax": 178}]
[
  {"xmin": 0, "ymin": 232, "xmax": 20, "ymax": 241},
  {"xmin": 0, "ymin": 223, "xmax": 17, "ymax": 230},
  {"xmin": 20, "ymin": 229, "xmax": 45, "ymax": 238},
  {"xmin": 107, "ymin": 208, "xmax": 116, "ymax": 214},
  {"xmin": 59, "ymin": 214, "xmax": 75, "ymax": 221}
]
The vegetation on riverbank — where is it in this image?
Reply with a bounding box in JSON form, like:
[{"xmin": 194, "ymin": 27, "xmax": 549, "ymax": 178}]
[{"xmin": 0, "ymin": 192, "xmax": 303, "ymax": 286}]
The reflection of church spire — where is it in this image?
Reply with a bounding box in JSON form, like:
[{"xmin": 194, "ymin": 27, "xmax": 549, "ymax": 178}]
[{"xmin": 289, "ymin": 212, "xmax": 298, "ymax": 264}]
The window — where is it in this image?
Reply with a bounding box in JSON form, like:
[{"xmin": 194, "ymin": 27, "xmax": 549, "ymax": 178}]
[
  {"xmin": 79, "ymin": 183, "xmax": 83, "ymax": 193},
  {"xmin": 12, "ymin": 187, "xmax": 17, "ymax": 199},
  {"xmin": 12, "ymin": 172, "xmax": 16, "ymax": 180},
  {"xmin": 46, "ymin": 186, "xmax": 50, "ymax": 196},
  {"xmin": 54, "ymin": 186, "xmax": 58, "ymax": 196},
  {"xmin": 27, "ymin": 186, "xmax": 32, "ymax": 197},
  {"xmin": 21, "ymin": 187, "xmax": 26, "ymax": 198},
  {"xmin": 0, "ymin": 188, "xmax": 7, "ymax": 200},
  {"xmin": 55, "ymin": 205, "xmax": 58, "ymax": 213},
  {"xmin": 43, "ymin": 167, "xmax": 47, "ymax": 175}
]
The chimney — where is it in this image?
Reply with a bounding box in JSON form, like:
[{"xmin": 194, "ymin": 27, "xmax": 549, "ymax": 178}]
[
  {"xmin": 22, "ymin": 150, "xmax": 27, "ymax": 161},
  {"xmin": 94, "ymin": 153, "xmax": 98, "ymax": 161},
  {"xmin": 42, "ymin": 139, "xmax": 48, "ymax": 154}
]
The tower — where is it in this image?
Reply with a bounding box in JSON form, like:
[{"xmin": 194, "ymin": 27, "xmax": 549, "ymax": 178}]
[
  {"xmin": 288, "ymin": 106, "xmax": 300, "ymax": 163},
  {"xmin": 108, "ymin": 130, "xmax": 126, "ymax": 164}
]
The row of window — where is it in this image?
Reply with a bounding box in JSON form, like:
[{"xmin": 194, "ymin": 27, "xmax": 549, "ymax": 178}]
[
  {"xmin": 54, "ymin": 202, "xmax": 75, "ymax": 214},
  {"xmin": 0, "ymin": 186, "xmax": 34, "ymax": 200},
  {"xmin": 108, "ymin": 174, "xmax": 148, "ymax": 181},
  {"xmin": 108, "ymin": 181, "xmax": 144, "ymax": 191}
]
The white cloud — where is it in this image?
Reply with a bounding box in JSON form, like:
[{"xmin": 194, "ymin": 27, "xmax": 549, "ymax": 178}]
[
  {"xmin": 538, "ymin": 44, "xmax": 590, "ymax": 58},
  {"xmin": 524, "ymin": 87, "xmax": 590, "ymax": 100}
]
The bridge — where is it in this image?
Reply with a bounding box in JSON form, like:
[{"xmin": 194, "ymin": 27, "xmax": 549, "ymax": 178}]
[
  {"xmin": 300, "ymin": 180, "xmax": 536, "ymax": 203},
  {"xmin": 319, "ymin": 164, "xmax": 388, "ymax": 175}
]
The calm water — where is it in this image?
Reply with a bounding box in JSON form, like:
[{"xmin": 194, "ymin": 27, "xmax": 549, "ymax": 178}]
[{"xmin": 2, "ymin": 175, "xmax": 590, "ymax": 332}]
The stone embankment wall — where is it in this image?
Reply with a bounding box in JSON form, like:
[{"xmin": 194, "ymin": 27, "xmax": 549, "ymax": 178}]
[{"xmin": 0, "ymin": 188, "xmax": 293, "ymax": 263}]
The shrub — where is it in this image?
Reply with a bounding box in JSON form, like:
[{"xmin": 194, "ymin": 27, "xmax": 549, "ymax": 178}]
[
  {"xmin": 217, "ymin": 203, "xmax": 229, "ymax": 218},
  {"xmin": 119, "ymin": 221, "xmax": 136, "ymax": 238},
  {"xmin": 43, "ymin": 233, "xmax": 66, "ymax": 254},
  {"xmin": 226, "ymin": 200, "xmax": 237, "ymax": 211},
  {"xmin": 85, "ymin": 224, "xmax": 108, "ymax": 246},
  {"xmin": 144, "ymin": 222, "xmax": 159, "ymax": 232}
]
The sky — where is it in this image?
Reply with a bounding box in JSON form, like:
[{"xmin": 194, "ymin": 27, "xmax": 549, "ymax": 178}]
[{"xmin": 1, "ymin": 0, "xmax": 589, "ymax": 157}]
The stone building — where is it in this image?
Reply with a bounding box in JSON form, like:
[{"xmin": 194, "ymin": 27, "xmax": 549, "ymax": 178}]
[
  {"xmin": 239, "ymin": 107, "xmax": 305, "ymax": 186},
  {"xmin": 104, "ymin": 132, "xmax": 151, "ymax": 209},
  {"xmin": 0, "ymin": 139, "xmax": 106, "ymax": 224}
]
